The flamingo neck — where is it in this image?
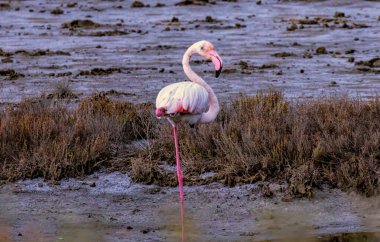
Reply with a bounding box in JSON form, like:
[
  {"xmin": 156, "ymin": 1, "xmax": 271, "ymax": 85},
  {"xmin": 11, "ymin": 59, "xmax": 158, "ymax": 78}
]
[
  {"xmin": 182, "ymin": 48, "xmax": 206, "ymax": 87},
  {"xmin": 182, "ymin": 47, "xmax": 220, "ymax": 124}
]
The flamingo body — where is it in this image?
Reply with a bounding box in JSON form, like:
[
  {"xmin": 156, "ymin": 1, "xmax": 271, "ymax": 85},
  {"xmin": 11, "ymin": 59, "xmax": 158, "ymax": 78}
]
[{"xmin": 156, "ymin": 81, "xmax": 209, "ymax": 124}]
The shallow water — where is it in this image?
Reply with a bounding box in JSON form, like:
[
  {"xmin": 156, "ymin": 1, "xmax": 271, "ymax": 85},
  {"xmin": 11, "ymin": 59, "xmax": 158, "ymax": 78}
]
[
  {"xmin": 260, "ymin": 232, "xmax": 380, "ymax": 242},
  {"xmin": 0, "ymin": 172, "xmax": 379, "ymax": 241},
  {"xmin": 0, "ymin": 0, "xmax": 379, "ymax": 104}
]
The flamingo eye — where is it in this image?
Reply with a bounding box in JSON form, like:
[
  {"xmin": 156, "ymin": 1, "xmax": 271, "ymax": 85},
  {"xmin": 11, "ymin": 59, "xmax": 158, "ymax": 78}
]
[{"xmin": 200, "ymin": 46, "xmax": 204, "ymax": 50}]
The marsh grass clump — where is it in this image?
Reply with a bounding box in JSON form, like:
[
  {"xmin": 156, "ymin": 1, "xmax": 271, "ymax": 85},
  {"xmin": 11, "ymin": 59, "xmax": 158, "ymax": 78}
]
[
  {"xmin": 129, "ymin": 157, "xmax": 177, "ymax": 186},
  {"xmin": 0, "ymin": 91, "xmax": 379, "ymax": 198},
  {"xmin": 0, "ymin": 94, "xmax": 154, "ymax": 181},
  {"xmin": 142, "ymin": 91, "xmax": 380, "ymax": 197},
  {"xmin": 49, "ymin": 80, "xmax": 77, "ymax": 99}
]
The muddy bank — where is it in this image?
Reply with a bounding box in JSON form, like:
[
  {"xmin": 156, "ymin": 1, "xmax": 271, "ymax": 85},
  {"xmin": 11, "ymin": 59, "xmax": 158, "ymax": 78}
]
[
  {"xmin": 0, "ymin": 0, "xmax": 379, "ymax": 103},
  {"xmin": 0, "ymin": 172, "xmax": 379, "ymax": 241}
]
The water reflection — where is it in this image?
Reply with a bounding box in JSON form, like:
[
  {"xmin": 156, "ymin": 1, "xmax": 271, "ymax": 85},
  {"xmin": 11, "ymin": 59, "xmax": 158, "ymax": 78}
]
[{"xmin": 0, "ymin": 223, "xmax": 11, "ymax": 242}]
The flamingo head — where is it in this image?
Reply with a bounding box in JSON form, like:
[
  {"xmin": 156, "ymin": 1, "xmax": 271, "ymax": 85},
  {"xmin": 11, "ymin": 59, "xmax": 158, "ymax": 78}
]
[{"xmin": 193, "ymin": 40, "xmax": 223, "ymax": 78}]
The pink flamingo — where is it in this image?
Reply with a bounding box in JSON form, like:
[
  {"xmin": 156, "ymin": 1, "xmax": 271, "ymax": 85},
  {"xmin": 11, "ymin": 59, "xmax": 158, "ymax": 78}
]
[{"xmin": 155, "ymin": 40, "xmax": 223, "ymax": 240}]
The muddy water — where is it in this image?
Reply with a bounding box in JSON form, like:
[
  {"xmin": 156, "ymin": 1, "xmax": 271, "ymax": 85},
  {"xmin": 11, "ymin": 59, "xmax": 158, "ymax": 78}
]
[
  {"xmin": 0, "ymin": 172, "xmax": 380, "ymax": 241},
  {"xmin": 0, "ymin": 0, "xmax": 379, "ymax": 104}
]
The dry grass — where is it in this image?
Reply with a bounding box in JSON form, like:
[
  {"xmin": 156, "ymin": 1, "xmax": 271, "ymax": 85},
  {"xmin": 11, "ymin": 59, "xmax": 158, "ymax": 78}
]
[
  {"xmin": 0, "ymin": 91, "xmax": 379, "ymax": 198},
  {"xmin": 0, "ymin": 94, "xmax": 153, "ymax": 181},
  {"xmin": 140, "ymin": 91, "xmax": 380, "ymax": 197},
  {"xmin": 49, "ymin": 80, "xmax": 77, "ymax": 99}
]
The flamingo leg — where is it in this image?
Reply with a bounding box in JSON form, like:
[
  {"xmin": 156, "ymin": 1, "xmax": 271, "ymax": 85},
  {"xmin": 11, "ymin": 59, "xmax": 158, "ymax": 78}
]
[{"xmin": 172, "ymin": 124, "xmax": 185, "ymax": 242}]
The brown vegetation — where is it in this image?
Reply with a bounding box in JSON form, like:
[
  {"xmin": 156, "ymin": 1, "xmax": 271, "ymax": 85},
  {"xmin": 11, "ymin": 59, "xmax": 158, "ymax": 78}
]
[
  {"xmin": 144, "ymin": 91, "xmax": 380, "ymax": 197},
  {"xmin": 0, "ymin": 91, "xmax": 379, "ymax": 198},
  {"xmin": 62, "ymin": 19, "xmax": 102, "ymax": 29},
  {"xmin": 0, "ymin": 94, "xmax": 153, "ymax": 181},
  {"xmin": 0, "ymin": 69, "xmax": 25, "ymax": 80}
]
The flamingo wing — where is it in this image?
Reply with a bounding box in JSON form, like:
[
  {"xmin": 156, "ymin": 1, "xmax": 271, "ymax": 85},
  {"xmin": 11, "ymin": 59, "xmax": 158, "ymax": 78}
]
[{"xmin": 156, "ymin": 82, "xmax": 209, "ymax": 115}]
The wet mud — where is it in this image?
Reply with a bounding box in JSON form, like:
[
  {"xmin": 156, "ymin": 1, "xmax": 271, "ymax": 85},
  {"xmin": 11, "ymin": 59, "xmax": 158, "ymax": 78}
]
[
  {"xmin": 0, "ymin": 0, "xmax": 379, "ymax": 104},
  {"xmin": 0, "ymin": 172, "xmax": 379, "ymax": 242}
]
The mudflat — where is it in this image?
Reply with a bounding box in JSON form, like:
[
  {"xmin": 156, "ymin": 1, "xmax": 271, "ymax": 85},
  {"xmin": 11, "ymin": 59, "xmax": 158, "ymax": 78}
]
[{"xmin": 0, "ymin": 0, "xmax": 379, "ymax": 104}]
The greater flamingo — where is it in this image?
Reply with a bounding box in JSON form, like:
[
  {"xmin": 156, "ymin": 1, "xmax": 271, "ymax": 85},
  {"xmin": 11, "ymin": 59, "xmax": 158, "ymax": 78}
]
[{"xmin": 155, "ymin": 40, "xmax": 223, "ymax": 240}]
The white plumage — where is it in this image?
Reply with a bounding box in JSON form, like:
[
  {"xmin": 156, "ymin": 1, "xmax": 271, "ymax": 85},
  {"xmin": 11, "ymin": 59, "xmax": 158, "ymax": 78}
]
[
  {"xmin": 155, "ymin": 40, "xmax": 222, "ymax": 126},
  {"xmin": 156, "ymin": 81, "xmax": 209, "ymax": 115}
]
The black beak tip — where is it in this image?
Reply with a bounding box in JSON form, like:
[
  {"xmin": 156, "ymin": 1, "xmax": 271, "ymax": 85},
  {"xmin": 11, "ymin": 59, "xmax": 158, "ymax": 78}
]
[{"xmin": 215, "ymin": 67, "xmax": 222, "ymax": 78}]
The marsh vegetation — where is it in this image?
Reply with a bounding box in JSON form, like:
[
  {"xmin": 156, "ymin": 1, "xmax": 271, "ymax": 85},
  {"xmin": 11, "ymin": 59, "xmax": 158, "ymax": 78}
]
[{"xmin": 1, "ymin": 91, "xmax": 378, "ymax": 200}]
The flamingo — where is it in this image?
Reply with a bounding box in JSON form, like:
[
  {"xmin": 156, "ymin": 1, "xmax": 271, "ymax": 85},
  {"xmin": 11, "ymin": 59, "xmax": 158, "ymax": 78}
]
[{"xmin": 155, "ymin": 40, "xmax": 223, "ymax": 240}]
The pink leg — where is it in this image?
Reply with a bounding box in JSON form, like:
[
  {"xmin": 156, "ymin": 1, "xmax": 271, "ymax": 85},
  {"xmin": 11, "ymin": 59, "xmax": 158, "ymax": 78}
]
[{"xmin": 173, "ymin": 125, "xmax": 185, "ymax": 241}]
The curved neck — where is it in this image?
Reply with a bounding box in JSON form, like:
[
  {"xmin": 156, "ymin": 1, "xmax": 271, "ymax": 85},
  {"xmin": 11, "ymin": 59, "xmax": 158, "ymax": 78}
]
[
  {"xmin": 182, "ymin": 48, "xmax": 206, "ymax": 87},
  {"xmin": 182, "ymin": 47, "xmax": 220, "ymax": 123}
]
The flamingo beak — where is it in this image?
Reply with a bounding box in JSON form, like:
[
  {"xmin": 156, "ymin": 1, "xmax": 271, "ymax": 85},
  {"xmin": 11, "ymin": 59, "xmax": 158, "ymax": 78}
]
[{"xmin": 209, "ymin": 50, "xmax": 223, "ymax": 78}]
